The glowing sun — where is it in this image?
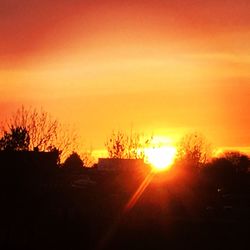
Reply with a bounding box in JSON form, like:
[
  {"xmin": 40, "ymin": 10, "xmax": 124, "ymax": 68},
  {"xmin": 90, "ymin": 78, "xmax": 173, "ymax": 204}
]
[{"xmin": 145, "ymin": 146, "xmax": 176, "ymax": 172}]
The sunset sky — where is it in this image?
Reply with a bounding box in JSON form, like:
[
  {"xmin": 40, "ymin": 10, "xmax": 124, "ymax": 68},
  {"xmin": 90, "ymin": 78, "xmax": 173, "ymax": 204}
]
[{"xmin": 1, "ymin": 0, "xmax": 250, "ymax": 155}]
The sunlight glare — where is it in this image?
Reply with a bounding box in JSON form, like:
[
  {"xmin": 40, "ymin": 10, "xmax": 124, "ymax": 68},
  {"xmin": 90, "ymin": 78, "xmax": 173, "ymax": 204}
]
[{"xmin": 145, "ymin": 146, "xmax": 176, "ymax": 171}]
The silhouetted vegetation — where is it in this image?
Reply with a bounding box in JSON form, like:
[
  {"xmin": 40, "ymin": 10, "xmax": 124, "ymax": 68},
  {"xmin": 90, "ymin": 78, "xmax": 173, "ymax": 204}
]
[
  {"xmin": 176, "ymin": 132, "xmax": 212, "ymax": 170},
  {"xmin": 105, "ymin": 129, "xmax": 151, "ymax": 159},
  {"xmin": 0, "ymin": 106, "xmax": 77, "ymax": 161},
  {"xmin": 63, "ymin": 152, "xmax": 84, "ymax": 170},
  {"xmin": 0, "ymin": 126, "xmax": 30, "ymax": 151}
]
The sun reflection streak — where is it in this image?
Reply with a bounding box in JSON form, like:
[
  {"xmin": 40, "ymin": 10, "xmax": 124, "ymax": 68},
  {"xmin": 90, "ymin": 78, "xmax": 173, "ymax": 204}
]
[
  {"xmin": 95, "ymin": 171, "xmax": 155, "ymax": 250},
  {"xmin": 123, "ymin": 171, "xmax": 154, "ymax": 213}
]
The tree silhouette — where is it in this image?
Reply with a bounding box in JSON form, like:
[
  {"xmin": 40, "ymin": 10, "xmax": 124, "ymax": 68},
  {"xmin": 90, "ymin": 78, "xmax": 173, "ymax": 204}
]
[
  {"xmin": 5, "ymin": 106, "xmax": 59, "ymax": 151},
  {"xmin": 105, "ymin": 130, "xmax": 151, "ymax": 159},
  {"xmin": 63, "ymin": 152, "xmax": 83, "ymax": 170},
  {"xmin": 81, "ymin": 150, "xmax": 95, "ymax": 167},
  {"xmin": 176, "ymin": 132, "xmax": 211, "ymax": 169},
  {"xmin": 223, "ymin": 151, "xmax": 249, "ymax": 174},
  {"xmin": 1, "ymin": 106, "xmax": 77, "ymax": 160},
  {"xmin": 0, "ymin": 126, "xmax": 30, "ymax": 151},
  {"xmin": 105, "ymin": 130, "xmax": 128, "ymax": 159}
]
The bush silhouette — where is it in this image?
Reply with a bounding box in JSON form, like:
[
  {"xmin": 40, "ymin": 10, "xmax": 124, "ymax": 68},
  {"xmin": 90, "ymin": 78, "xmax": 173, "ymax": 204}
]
[
  {"xmin": 0, "ymin": 126, "xmax": 30, "ymax": 151},
  {"xmin": 63, "ymin": 152, "xmax": 83, "ymax": 170}
]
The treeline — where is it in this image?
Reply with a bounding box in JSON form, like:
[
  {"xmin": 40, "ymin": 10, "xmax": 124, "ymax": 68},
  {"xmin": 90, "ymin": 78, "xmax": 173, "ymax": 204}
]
[{"xmin": 0, "ymin": 106, "xmax": 249, "ymax": 174}]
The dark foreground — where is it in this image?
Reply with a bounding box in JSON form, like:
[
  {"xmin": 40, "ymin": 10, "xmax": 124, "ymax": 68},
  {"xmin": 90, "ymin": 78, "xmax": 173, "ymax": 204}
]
[{"xmin": 1, "ymin": 169, "xmax": 249, "ymax": 250}]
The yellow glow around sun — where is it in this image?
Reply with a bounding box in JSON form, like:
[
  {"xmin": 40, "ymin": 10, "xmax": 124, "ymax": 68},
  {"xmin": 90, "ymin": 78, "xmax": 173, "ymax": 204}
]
[{"xmin": 145, "ymin": 146, "xmax": 177, "ymax": 172}]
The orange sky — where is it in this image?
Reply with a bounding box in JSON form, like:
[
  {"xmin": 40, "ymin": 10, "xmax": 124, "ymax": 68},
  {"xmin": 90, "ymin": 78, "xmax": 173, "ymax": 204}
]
[{"xmin": 1, "ymin": 0, "xmax": 250, "ymax": 154}]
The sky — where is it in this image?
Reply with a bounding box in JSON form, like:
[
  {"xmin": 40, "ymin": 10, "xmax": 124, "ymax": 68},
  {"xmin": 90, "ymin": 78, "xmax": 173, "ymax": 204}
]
[{"xmin": 1, "ymin": 0, "xmax": 250, "ymax": 154}]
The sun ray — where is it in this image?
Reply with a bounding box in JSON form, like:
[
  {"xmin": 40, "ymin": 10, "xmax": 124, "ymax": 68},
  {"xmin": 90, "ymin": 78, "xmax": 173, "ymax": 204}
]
[
  {"xmin": 124, "ymin": 171, "xmax": 154, "ymax": 213},
  {"xmin": 95, "ymin": 171, "xmax": 154, "ymax": 250}
]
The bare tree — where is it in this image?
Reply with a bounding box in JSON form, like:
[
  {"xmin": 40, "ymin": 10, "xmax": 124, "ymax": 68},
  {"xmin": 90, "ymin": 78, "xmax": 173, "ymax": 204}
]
[
  {"xmin": 105, "ymin": 130, "xmax": 152, "ymax": 159},
  {"xmin": 1, "ymin": 106, "xmax": 77, "ymax": 160},
  {"xmin": 176, "ymin": 132, "xmax": 212, "ymax": 169},
  {"xmin": 105, "ymin": 130, "xmax": 128, "ymax": 159},
  {"xmin": 81, "ymin": 150, "xmax": 96, "ymax": 167}
]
